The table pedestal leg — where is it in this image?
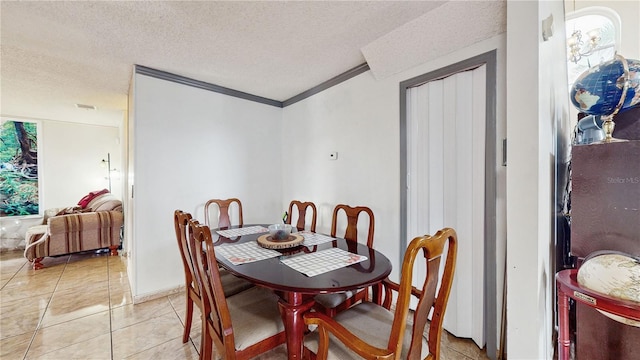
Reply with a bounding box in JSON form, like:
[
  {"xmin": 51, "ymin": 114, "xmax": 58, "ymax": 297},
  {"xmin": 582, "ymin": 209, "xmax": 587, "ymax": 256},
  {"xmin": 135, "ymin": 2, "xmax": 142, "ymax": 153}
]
[
  {"xmin": 558, "ymin": 288, "xmax": 571, "ymax": 360},
  {"xmin": 278, "ymin": 292, "xmax": 314, "ymax": 360}
]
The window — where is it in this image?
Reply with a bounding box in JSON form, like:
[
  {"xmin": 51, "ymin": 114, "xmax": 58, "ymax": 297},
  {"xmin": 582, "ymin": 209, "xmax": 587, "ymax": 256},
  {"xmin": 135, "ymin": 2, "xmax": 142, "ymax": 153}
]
[
  {"xmin": 566, "ymin": 7, "xmax": 621, "ymax": 86},
  {"xmin": 0, "ymin": 119, "xmax": 41, "ymax": 217}
]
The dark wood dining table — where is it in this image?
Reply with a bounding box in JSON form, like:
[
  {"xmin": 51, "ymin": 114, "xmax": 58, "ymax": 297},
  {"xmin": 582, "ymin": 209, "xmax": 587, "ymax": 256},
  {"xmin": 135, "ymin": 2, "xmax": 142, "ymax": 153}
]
[{"xmin": 213, "ymin": 224, "xmax": 393, "ymax": 360}]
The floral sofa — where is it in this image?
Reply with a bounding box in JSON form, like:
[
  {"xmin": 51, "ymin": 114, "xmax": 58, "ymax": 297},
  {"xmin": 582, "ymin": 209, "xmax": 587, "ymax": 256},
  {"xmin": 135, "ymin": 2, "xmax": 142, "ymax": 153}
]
[{"xmin": 24, "ymin": 190, "xmax": 123, "ymax": 269}]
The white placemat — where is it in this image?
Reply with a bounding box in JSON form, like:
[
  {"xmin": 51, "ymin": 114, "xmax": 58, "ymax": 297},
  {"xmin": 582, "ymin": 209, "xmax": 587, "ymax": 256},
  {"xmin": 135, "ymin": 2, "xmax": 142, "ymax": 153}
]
[
  {"xmin": 215, "ymin": 241, "xmax": 281, "ymax": 265},
  {"xmin": 280, "ymin": 248, "xmax": 367, "ymax": 277},
  {"xmin": 216, "ymin": 226, "xmax": 268, "ymax": 238},
  {"xmin": 298, "ymin": 231, "xmax": 336, "ymax": 247}
]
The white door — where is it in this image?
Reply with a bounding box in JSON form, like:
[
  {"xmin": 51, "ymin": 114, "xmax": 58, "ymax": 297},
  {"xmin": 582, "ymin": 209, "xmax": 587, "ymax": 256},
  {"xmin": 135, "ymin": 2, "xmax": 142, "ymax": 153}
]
[{"xmin": 406, "ymin": 65, "xmax": 486, "ymax": 347}]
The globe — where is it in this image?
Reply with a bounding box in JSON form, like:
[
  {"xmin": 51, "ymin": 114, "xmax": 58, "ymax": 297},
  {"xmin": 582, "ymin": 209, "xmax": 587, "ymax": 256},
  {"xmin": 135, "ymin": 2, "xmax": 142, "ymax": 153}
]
[
  {"xmin": 571, "ymin": 56, "xmax": 640, "ymax": 116},
  {"xmin": 577, "ymin": 252, "xmax": 640, "ymax": 327}
]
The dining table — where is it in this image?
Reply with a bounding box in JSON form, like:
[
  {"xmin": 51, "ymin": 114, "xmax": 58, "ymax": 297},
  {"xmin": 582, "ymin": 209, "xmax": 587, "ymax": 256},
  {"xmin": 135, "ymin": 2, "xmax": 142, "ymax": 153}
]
[{"xmin": 212, "ymin": 224, "xmax": 393, "ymax": 360}]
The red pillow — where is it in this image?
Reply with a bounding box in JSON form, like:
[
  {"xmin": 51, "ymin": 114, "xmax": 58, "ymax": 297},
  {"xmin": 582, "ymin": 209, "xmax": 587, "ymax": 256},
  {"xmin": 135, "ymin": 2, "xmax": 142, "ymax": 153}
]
[{"xmin": 77, "ymin": 189, "xmax": 109, "ymax": 209}]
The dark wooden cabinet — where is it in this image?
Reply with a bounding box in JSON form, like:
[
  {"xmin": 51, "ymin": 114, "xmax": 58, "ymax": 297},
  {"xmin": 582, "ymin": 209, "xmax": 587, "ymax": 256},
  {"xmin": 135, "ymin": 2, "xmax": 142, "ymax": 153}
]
[{"xmin": 570, "ymin": 140, "xmax": 640, "ymax": 359}]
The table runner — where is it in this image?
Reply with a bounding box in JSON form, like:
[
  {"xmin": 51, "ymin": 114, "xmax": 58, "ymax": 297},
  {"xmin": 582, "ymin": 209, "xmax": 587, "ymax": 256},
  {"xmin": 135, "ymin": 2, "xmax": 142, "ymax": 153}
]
[
  {"xmin": 216, "ymin": 226, "xmax": 268, "ymax": 238},
  {"xmin": 215, "ymin": 241, "xmax": 281, "ymax": 265},
  {"xmin": 280, "ymin": 248, "xmax": 367, "ymax": 277},
  {"xmin": 298, "ymin": 231, "xmax": 336, "ymax": 247}
]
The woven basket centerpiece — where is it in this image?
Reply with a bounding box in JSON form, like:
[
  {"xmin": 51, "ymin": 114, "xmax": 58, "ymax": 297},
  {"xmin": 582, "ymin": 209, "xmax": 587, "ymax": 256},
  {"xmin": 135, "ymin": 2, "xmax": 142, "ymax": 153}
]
[
  {"xmin": 257, "ymin": 224, "xmax": 304, "ymax": 249},
  {"xmin": 257, "ymin": 233, "xmax": 304, "ymax": 249}
]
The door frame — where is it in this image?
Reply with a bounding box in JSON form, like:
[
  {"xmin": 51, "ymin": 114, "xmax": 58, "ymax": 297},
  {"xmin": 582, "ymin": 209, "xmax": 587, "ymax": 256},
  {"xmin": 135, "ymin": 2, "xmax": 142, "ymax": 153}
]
[{"xmin": 399, "ymin": 50, "xmax": 498, "ymax": 360}]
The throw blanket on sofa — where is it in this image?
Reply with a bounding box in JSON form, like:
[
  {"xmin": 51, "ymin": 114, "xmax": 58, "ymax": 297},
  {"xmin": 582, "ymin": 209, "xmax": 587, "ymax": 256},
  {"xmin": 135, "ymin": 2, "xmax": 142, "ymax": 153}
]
[{"xmin": 25, "ymin": 210, "xmax": 123, "ymax": 261}]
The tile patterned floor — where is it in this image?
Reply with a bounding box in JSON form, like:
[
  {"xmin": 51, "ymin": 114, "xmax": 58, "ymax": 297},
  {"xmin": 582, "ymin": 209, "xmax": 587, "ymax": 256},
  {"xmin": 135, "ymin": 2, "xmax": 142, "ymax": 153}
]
[{"xmin": 0, "ymin": 250, "xmax": 490, "ymax": 359}]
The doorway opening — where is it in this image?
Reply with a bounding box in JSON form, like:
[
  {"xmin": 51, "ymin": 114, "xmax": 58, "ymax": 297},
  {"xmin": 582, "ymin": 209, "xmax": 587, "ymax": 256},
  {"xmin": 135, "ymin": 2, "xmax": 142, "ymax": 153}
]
[{"xmin": 399, "ymin": 50, "xmax": 498, "ymax": 360}]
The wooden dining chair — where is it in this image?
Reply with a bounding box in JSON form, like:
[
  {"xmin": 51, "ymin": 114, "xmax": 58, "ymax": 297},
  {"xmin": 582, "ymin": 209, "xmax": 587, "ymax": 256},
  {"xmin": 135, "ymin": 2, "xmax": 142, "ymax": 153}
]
[
  {"xmin": 286, "ymin": 200, "xmax": 317, "ymax": 232},
  {"xmin": 314, "ymin": 204, "xmax": 375, "ymax": 316},
  {"xmin": 188, "ymin": 219, "xmax": 287, "ymax": 360},
  {"xmin": 331, "ymin": 204, "xmax": 374, "ymax": 247},
  {"xmin": 304, "ymin": 227, "xmax": 458, "ymax": 360},
  {"xmin": 203, "ymin": 198, "xmax": 254, "ymax": 293},
  {"xmin": 204, "ymin": 198, "xmax": 243, "ymax": 229},
  {"xmin": 175, "ymin": 210, "xmax": 254, "ymax": 350},
  {"xmin": 174, "ymin": 210, "xmax": 202, "ymax": 345}
]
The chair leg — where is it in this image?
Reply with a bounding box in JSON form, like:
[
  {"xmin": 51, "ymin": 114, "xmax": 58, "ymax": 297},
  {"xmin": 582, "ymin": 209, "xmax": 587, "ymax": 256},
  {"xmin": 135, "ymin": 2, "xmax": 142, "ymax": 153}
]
[
  {"xmin": 200, "ymin": 324, "xmax": 213, "ymax": 360},
  {"xmin": 371, "ymin": 283, "xmax": 383, "ymax": 305},
  {"xmin": 316, "ymin": 327, "xmax": 331, "ymax": 359},
  {"xmin": 304, "ymin": 346, "xmax": 318, "ymax": 360},
  {"xmin": 558, "ymin": 290, "xmax": 571, "ymax": 360},
  {"xmin": 183, "ymin": 295, "xmax": 193, "ymax": 343},
  {"xmin": 109, "ymin": 246, "xmax": 119, "ymax": 256},
  {"xmin": 33, "ymin": 257, "xmax": 44, "ymax": 270}
]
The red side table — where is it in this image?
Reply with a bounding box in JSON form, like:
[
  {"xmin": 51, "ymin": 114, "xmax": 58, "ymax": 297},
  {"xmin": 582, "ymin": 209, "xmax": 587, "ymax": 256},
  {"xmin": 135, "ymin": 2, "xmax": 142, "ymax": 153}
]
[{"xmin": 556, "ymin": 269, "xmax": 640, "ymax": 360}]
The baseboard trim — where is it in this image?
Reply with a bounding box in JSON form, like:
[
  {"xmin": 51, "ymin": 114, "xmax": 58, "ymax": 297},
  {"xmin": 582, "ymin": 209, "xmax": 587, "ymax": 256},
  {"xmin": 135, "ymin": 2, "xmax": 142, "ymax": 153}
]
[{"xmin": 133, "ymin": 285, "xmax": 184, "ymax": 304}]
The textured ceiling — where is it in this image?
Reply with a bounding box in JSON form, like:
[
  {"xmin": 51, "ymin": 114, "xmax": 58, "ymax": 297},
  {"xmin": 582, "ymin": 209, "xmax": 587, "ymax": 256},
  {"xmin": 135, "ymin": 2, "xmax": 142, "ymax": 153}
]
[{"xmin": 0, "ymin": 1, "xmax": 446, "ymax": 126}]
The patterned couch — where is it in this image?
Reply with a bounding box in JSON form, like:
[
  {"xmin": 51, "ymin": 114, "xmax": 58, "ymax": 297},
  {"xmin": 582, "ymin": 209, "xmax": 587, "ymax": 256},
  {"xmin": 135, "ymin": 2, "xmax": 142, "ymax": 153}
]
[{"xmin": 24, "ymin": 191, "xmax": 123, "ymax": 269}]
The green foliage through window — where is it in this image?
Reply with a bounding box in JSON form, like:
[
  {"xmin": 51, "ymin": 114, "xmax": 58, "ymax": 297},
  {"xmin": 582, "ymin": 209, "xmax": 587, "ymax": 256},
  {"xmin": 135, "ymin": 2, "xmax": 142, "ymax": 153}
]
[{"xmin": 0, "ymin": 120, "xmax": 39, "ymax": 216}]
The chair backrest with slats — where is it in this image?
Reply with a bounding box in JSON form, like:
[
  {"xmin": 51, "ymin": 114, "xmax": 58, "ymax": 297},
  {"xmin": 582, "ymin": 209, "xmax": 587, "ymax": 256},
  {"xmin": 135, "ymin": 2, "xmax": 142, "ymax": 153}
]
[
  {"xmin": 330, "ymin": 204, "xmax": 375, "ymax": 247},
  {"xmin": 204, "ymin": 198, "xmax": 243, "ymax": 229},
  {"xmin": 304, "ymin": 227, "xmax": 457, "ymax": 359},
  {"xmin": 390, "ymin": 227, "xmax": 458, "ymax": 360},
  {"xmin": 189, "ymin": 219, "xmax": 236, "ymax": 357},
  {"xmin": 174, "ymin": 210, "xmax": 200, "ymax": 298},
  {"xmin": 286, "ymin": 200, "xmax": 317, "ymax": 232}
]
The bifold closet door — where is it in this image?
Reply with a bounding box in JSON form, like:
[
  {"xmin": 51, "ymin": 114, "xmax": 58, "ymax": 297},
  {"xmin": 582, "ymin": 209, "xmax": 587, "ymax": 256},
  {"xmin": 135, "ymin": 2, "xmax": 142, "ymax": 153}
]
[{"xmin": 406, "ymin": 65, "xmax": 486, "ymax": 347}]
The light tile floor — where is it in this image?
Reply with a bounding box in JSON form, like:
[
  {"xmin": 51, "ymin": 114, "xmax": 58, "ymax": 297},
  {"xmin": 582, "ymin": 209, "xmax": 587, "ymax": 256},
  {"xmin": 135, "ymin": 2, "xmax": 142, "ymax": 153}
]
[{"xmin": 0, "ymin": 250, "xmax": 490, "ymax": 359}]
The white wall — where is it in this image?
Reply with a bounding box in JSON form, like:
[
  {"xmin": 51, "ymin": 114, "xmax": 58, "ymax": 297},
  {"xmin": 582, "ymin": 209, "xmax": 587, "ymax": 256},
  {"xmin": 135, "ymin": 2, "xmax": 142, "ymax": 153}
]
[
  {"xmin": 282, "ymin": 71, "xmax": 401, "ymax": 263},
  {"xmin": 41, "ymin": 121, "xmax": 122, "ymax": 207},
  {"xmin": 0, "ymin": 117, "xmax": 121, "ymax": 249},
  {"xmin": 506, "ymin": 1, "xmax": 569, "ymax": 358},
  {"xmin": 282, "ymin": 34, "xmax": 507, "ymax": 352},
  {"xmin": 130, "ymin": 74, "xmax": 283, "ymax": 299}
]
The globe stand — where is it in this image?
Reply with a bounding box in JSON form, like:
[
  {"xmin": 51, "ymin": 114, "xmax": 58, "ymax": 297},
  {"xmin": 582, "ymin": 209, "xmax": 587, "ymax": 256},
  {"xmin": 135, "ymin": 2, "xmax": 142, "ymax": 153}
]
[
  {"xmin": 601, "ymin": 116, "xmax": 616, "ymax": 142},
  {"xmin": 600, "ymin": 54, "xmax": 631, "ymax": 143}
]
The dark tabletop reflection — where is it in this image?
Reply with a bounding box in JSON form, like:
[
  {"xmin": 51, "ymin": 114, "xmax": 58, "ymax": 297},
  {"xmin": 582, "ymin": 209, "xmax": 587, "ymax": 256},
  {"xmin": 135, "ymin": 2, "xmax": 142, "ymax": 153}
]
[{"xmin": 211, "ymin": 225, "xmax": 392, "ymax": 295}]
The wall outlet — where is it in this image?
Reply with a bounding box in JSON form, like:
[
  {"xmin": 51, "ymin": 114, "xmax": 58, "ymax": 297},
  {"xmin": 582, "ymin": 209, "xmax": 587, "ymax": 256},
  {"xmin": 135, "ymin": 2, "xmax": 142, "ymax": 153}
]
[{"xmin": 329, "ymin": 152, "xmax": 338, "ymax": 160}]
